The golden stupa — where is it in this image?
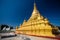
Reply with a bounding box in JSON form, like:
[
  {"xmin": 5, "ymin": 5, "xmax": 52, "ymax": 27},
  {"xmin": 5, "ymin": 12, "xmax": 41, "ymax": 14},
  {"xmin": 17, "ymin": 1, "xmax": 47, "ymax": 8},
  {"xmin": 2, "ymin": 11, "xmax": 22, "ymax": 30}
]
[{"xmin": 16, "ymin": 2, "xmax": 58, "ymax": 37}]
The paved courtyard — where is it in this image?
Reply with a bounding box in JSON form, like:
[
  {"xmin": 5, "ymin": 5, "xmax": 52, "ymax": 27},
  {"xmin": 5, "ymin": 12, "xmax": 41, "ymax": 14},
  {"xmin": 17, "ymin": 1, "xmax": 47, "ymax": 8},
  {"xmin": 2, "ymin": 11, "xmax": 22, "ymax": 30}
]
[{"xmin": 1, "ymin": 34, "xmax": 58, "ymax": 40}]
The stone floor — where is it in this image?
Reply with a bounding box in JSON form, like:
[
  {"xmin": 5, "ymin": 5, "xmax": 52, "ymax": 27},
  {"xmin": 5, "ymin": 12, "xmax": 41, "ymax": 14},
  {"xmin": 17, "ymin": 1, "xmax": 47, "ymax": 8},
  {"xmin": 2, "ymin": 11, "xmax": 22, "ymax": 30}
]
[{"xmin": 1, "ymin": 34, "xmax": 58, "ymax": 40}]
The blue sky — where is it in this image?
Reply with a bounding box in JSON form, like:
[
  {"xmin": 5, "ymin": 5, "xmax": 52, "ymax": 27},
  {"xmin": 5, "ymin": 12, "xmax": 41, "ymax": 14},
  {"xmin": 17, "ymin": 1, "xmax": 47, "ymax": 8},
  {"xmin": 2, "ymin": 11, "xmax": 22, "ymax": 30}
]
[{"xmin": 0, "ymin": 0, "xmax": 60, "ymax": 27}]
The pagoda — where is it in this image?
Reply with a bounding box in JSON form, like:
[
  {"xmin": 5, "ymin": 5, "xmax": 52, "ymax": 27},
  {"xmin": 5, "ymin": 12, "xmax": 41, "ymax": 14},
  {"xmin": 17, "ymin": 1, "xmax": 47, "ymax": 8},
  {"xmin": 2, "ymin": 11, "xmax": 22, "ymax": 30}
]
[{"xmin": 16, "ymin": 2, "xmax": 58, "ymax": 37}]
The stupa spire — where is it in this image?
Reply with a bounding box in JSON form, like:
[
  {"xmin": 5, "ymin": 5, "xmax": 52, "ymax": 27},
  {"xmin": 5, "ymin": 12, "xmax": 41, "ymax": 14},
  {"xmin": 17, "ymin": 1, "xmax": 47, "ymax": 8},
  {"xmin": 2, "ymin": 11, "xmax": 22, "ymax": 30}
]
[
  {"xmin": 34, "ymin": 0, "xmax": 37, "ymax": 10},
  {"xmin": 32, "ymin": 1, "xmax": 38, "ymax": 15},
  {"xmin": 28, "ymin": 1, "xmax": 40, "ymax": 21}
]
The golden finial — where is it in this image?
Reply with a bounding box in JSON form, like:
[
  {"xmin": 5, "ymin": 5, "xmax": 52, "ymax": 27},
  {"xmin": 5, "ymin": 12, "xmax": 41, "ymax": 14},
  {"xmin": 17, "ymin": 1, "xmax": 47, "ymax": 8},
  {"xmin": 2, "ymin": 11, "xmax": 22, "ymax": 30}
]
[
  {"xmin": 16, "ymin": 26, "xmax": 18, "ymax": 29},
  {"xmin": 22, "ymin": 19, "xmax": 26, "ymax": 25},
  {"xmin": 24, "ymin": 19, "xmax": 26, "ymax": 22},
  {"xmin": 34, "ymin": 0, "xmax": 37, "ymax": 10}
]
